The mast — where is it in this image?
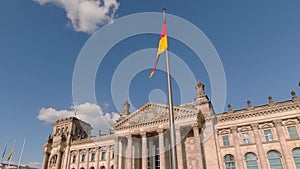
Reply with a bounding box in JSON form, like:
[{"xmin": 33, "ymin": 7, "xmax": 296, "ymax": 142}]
[
  {"xmin": 163, "ymin": 8, "xmax": 178, "ymax": 169},
  {"xmin": 17, "ymin": 138, "xmax": 26, "ymax": 169}
]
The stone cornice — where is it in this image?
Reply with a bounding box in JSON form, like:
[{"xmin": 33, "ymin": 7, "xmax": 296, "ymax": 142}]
[
  {"xmin": 217, "ymin": 99, "xmax": 300, "ymax": 122},
  {"xmin": 71, "ymin": 134, "xmax": 115, "ymax": 146},
  {"xmin": 112, "ymin": 102, "xmax": 200, "ymax": 131}
]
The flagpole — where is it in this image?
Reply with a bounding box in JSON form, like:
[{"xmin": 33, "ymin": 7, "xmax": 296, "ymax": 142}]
[
  {"xmin": 17, "ymin": 138, "xmax": 26, "ymax": 169},
  {"xmin": 6, "ymin": 140, "xmax": 16, "ymax": 169},
  {"xmin": 163, "ymin": 8, "xmax": 178, "ymax": 169},
  {"xmin": 0, "ymin": 142, "xmax": 7, "ymax": 165}
]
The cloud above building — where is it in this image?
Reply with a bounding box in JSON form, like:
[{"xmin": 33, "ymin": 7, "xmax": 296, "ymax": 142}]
[
  {"xmin": 33, "ymin": 0, "xmax": 119, "ymax": 33},
  {"xmin": 37, "ymin": 103, "xmax": 120, "ymax": 135}
]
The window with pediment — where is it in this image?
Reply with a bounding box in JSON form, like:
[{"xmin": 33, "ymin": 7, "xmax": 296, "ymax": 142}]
[
  {"xmin": 222, "ymin": 135, "xmax": 230, "ymax": 146},
  {"xmin": 90, "ymin": 152, "xmax": 95, "ymax": 161},
  {"xmin": 287, "ymin": 126, "xmax": 299, "ymax": 139},
  {"xmin": 263, "ymin": 129, "xmax": 273, "ymax": 142},
  {"xmin": 242, "ymin": 132, "xmax": 251, "ymax": 144},
  {"xmin": 101, "ymin": 152, "xmax": 106, "ymax": 161},
  {"xmin": 219, "ymin": 129, "xmax": 231, "ymax": 147}
]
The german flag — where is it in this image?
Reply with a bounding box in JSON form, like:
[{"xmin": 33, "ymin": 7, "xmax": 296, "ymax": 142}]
[
  {"xmin": 149, "ymin": 20, "xmax": 168, "ymax": 78},
  {"xmin": 7, "ymin": 146, "xmax": 14, "ymax": 161}
]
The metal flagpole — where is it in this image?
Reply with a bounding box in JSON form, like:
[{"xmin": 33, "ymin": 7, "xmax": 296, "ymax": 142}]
[
  {"xmin": 163, "ymin": 8, "xmax": 178, "ymax": 169},
  {"xmin": 17, "ymin": 138, "xmax": 26, "ymax": 169},
  {"xmin": 0, "ymin": 142, "xmax": 7, "ymax": 165}
]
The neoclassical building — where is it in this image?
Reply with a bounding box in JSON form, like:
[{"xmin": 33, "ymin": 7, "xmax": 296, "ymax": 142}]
[{"xmin": 42, "ymin": 82, "xmax": 300, "ymax": 169}]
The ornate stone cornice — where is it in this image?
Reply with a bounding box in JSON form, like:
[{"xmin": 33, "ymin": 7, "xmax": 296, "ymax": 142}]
[
  {"xmin": 113, "ymin": 102, "xmax": 201, "ymax": 131},
  {"xmin": 217, "ymin": 100, "xmax": 300, "ymax": 122}
]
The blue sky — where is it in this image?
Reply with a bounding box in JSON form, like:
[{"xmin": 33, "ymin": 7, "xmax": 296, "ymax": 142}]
[{"xmin": 0, "ymin": 0, "xmax": 299, "ymax": 167}]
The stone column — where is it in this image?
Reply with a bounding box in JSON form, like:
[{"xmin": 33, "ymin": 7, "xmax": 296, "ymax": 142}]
[
  {"xmin": 42, "ymin": 152, "xmax": 50, "ymax": 169},
  {"xmin": 149, "ymin": 138, "xmax": 154, "ymax": 169},
  {"xmin": 193, "ymin": 125, "xmax": 203, "ymax": 168},
  {"xmin": 141, "ymin": 132, "xmax": 147, "ymax": 169},
  {"xmin": 231, "ymin": 126, "xmax": 244, "ymax": 169},
  {"xmin": 274, "ymin": 119, "xmax": 293, "ymax": 169},
  {"xmin": 158, "ymin": 129, "xmax": 165, "ymax": 169},
  {"xmin": 175, "ymin": 127, "xmax": 184, "ymax": 169},
  {"xmin": 96, "ymin": 147, "xmax": 100, "ymax": 169},
  {"xmin": 106, "ymin": 148, "xmax": 111, "ymax": 169},
  {"xmin": 126, "ymin": 135, "xmax": 133, "ymax": 169},
  {"xmin": 114, "ymin": 138, "xmax": 119, "ymax": 169},
  {"xmin": 118, "ymin": 139, "xmax": 123, "ymax": 169},
  {"xmin": 251, "ymin": 123, "xmax": 268, "ymax": 169}
]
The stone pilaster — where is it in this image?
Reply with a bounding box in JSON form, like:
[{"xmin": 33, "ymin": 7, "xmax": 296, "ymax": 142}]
[
  {"xmin": 57, "ymin": 151, "xmax": 63, "ymax": 169},
  {"xmin": 76, "ymin": 150, "xmax": 80, "ymax": 169},
  {"xmin": 106, "ymin": 148, "xmax": 111, "ymax": 169},
  {"xmin": 193, "ymin": 125, "xmax": 203, "ymax": 168},
  {"xmin": 175, "ymin": 127, "xmax": 184, "ymax": 169},
  {"xmin": 86, "ymin": 148, "xmax": 89, "ymax": 168},
  {"xmin": 42, "ymin": 152, "xmax": 50, "ymax": 169},
  {"xmin": 250, "ymin": 123, "xmax": 268, "ymax": 169},
  {"xmin": 63, "ymin": 146, "xmax": 70, "ymax": 169},
  {"xmin": 158, "ymin": 129, "xmax": 165, "ymax": 169},
  {"xmin": 231, "ymin": 126, "xmax": 244, "ymax": 169},
  {"xmin": 141, "ymin": 132, "xmax": 147, "ymax": 169},
  {"xmin": 273, "ymin": 119, "xmax": 293, "ymax": 169}
]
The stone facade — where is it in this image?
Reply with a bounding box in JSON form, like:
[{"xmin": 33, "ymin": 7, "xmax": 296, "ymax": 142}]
[{"xmin": 42, "ymin": 82, "xmax": 300, "ymax": 169}]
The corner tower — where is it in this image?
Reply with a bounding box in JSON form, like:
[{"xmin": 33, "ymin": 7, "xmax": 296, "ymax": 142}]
[{"xmin": 42, "ymin": 117, "xmax": 92, "ymax": 169}]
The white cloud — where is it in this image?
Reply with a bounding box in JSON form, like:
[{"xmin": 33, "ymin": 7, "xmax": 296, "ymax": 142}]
[
  {"xmin": 33, "ymin": 0, "xmax": 119, "ymax": 33},
  {"xmin": 37, "ymin": 103, "xmax": 120, "ymax": 135}
]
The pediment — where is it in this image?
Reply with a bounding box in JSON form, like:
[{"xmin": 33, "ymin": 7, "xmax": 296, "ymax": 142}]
[{"xmin": 113, "ymin": 102, "xmax": 199, "ymax": 131}]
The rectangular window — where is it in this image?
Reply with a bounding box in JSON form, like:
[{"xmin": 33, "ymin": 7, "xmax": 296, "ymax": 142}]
[
  {"xmin": 72, "ymin": 155, "xmax": 76, "ymax": 163},
  {"xmin": 264, "ymin": 129, "xmax": 273, "ymax": 142},
  {"xmin": 101, "ymin": 152, "xmax": 106, "ymax": 161},
  {"xmin": 91, "ymin": 153, "xmax": 95, "ymax": 161},
  {"xmin": 81, "ymin": 154, "xmax": 85, "ymax": 162},
  {"xmin": 287, "ymin": 126, "xmax": 299, "ymax": 139},
  {"xmin": 222, "ymin": 135, "xmax": 230, "ymax": 146},
  {"xmin": 242, "ymin": 132, "xmax": 250, "ymax": 144}
]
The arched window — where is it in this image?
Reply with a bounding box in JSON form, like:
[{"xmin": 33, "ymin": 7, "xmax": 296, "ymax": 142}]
[
  {"xmin": 90, "ymin": 167, "xmax": 95, "ymax": 169},
  {"xmin": 245, "ymin": 153, "xmax": 258, "ymax": 169},
  {"xmin": 80, "ymin": 167, "xmax": 85, "ymax": 169},
  {"xmin": 224, "ymin": 154, "xmax": 236, "ymax": 169},
  {"xmin": 100, "ymin": 166, "xmax": 106, "ymax": 169},
  {"xmin": 50, "ymin": 154, "xmax": 58, "ymax": 165},
  {"xmin": 267, "ymin": 151, "xmax": 283, "ymax": 169},
  {"xmin": 110, "ymin": 165, "xmax": 114, "ymax": 169},
  {"xmin": 292, "ymin": 148, "xmax": 300, "ymax": 168}
]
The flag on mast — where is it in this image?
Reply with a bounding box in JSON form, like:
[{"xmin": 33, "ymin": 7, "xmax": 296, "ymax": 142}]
[
  {"xmin": 7, "ymin": 146, "xmax": 14, "ymax": 161},
  {"xmin": 149, "ymin": 18, "xmax": 168, "ymax": 78}
]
